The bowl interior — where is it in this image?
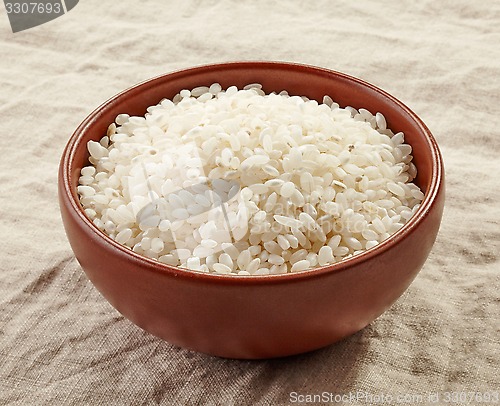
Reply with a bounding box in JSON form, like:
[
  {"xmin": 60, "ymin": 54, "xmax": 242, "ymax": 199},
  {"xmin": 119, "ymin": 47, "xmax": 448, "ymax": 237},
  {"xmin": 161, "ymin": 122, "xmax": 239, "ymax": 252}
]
[{"xmin": 64, "ymin": 61, "xmax": 440, "ymax": 275}]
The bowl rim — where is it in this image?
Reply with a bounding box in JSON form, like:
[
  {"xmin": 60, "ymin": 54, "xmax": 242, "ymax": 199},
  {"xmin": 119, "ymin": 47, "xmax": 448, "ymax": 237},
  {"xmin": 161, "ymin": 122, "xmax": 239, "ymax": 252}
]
[{"xmin": 59, "ymin": 60, "xmax": 444, "ymax": 285}]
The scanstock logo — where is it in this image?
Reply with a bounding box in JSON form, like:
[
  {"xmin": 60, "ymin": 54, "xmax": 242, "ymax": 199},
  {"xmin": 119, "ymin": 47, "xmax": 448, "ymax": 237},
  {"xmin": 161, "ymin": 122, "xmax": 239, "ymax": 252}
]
[{"xmin": 4, "ymin": 0, "xmax": 78, "ymax": 33}]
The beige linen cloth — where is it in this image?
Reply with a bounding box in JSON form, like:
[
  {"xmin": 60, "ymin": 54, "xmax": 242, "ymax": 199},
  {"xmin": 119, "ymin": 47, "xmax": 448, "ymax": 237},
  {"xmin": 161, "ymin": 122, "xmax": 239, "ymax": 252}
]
[{"xmin": 1, "ymin": 1, "xmax": 499, "ymax": 404}]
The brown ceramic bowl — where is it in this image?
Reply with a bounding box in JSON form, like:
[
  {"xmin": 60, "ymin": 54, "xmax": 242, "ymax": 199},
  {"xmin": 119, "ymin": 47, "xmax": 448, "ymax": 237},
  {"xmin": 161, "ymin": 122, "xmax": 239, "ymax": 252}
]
[{"xmin": 59, "ymin": 62, "xmax": 445, "ymax": 359}]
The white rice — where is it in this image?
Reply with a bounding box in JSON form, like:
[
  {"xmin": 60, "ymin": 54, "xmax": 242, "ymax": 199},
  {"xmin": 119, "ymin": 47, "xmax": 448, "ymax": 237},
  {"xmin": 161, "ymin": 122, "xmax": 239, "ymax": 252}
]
[{"xmin": 77, "ymin": 84, "xmax": 424, "ymax": 275}]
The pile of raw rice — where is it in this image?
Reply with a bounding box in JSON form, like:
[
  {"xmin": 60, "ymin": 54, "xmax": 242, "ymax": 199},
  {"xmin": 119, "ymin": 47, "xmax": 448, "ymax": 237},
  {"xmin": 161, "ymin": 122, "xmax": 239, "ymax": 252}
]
[{"xmin": 77, "ymin": 83, "xmax": 424, "ymax": 275}]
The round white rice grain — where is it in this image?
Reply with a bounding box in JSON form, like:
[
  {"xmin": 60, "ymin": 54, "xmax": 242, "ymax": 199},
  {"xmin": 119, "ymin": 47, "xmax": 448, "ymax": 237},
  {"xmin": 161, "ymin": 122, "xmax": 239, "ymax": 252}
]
[
  {"xmin": 390, "ymin": 222, "xmax": 404, "ymax": 233},
  {"xmin": 186, "ymin": 257, "xmax": 202, "ymax": 270},
  {"xmin": 241, "ymin": 154, "xmax": 270, "ymax": 169},
  {"xmin": 263, "ymin": 241, "xmax": 280, "ymax": 255},
  {"xmin": 333, "ymin": 246, "xmax": 349, "ymax": 257},
  {"xmin": 84, "ymin": 208, "xmax": 97, "ymax": 219},
  {"xmin": 254, "ymin": 268, "xmax": 270, "ymax": 275},
  {"xmin": 268, "ymin": 254, "xmax": 285, "ymax": 265},
  {"xmin": 79, "ymin": 176, "xmax": 94, "ymax": 186},
  {"xmin": 219, "ymin": 253, "xmax": 234, "ymax": 270},
  {"xmin": 262, "ymin": 134, "xmax": 273, "ymax": 152},
  {"xmin": 318, "ymin": 246, "xmax": 334, "ymax": 266},
  {"xmin": 239, "ymin": 187, "xmax": 253, "ymax": 201},
  {"xmin": 400, "ymin": 209, "xmax": 413, "ymax": 221},
  {"xmin": 372, "ymin": 217, "xmax": 386, "ymax": 234},
  {"xmin": 344, "ymin": 163, "xmax": 364, "ymax": 176},
  {"xmin": 280, "ymin": 182, "xmax": 296, "ymax": 198},
  {"xmin": 292, "ymin": 228, "xmax": 307, "ymax": 247},
  {"xmin": 209, "ymin": 82, "xmax": 222, "ymax": 94},
  {"xmin": 221, "ymin": 242, "xmax": 240, "ymax": 259},
  {"xmin": 327, "ymin": 235, "xmax": 341, "ymax": 250},
  {"xmin": 285, "ymin": 234, "xmax": 299, "ymax": 249},
  {"xmin": 115, "ymin": 228, "xmax": 132, "ymax": 244},
  {"xmin": 361, "ymin": 229, "xmax": 379, "ymax": 241},
  {"xmin": 365, "ymin": 240, "xmax": 379, "ymax": 249},
  {"xmin": 306, "ymin": 253, "xmax": 318, "ymax": 267},
  {"xmin": 205, "ymin": 254, "xmax": 216, "ymax": 269},
  {"xmin": 345, "ymin": 106, "xmax": 357, "ymax": 117},
  {"xmin": 237, "ymin": 250, "xmax": 251, "ymax": 269},
  {"xmin": 171, "ymin": 208, "xmax": 189, "ymax": 220},
  {"xmin": 191, "ymin": 86, "xmax": 209, "ymax": 97},
  {"xmin": 159, "ymin": 254, "xmax": 178, "ymax": 266},
  {"xmin": 291, "ymin": 260, "xmax": 310, "ymax": 272},
  {"xmin": 93, "ymin": 194, "xmax": 109, "ymax": 205},
  {"xmin": 248, "ymin": 245, "xmax": 261, "ymax": 256},
  {"xmin": 87, "ymin": 141, "xmax": 109, "ymax": 159},
  {"xmin": 298, "ymin": 212, "xmax": 317, "ymax": 231},
  {"xmin": 399, "ymin": 144, "xmax": 412, "ymax": 156},
  {"xmin": 201, "ymin": 239, "xmax": 218, "ymax": 249},
  {"xmin": 344, "ymin": 236, "xmax": 363, "ymax": 251},
  {"xmin": 77, "ymin": 185, "xmax": 96, "ymax": 197},
  {"xmin": 387, "ymin": 182, "xmax": 406, "ymax": 197},
  {"xmin": 81, "ymin": 166, "xmax": 96, "ymax": 177},
  {"xmin": 264, "ymin": 192, "xmax": 278, "ymax": 212},
  {"xmin": 180, "ymin": 89, "xmax": 191, "ymax": 98},
  {"xmin": 151, "ymin": 238, "xmax": 164, "ymax": 253},
  {"xmin": 411, "ymin": 189, "xmax": 425, "ymax": 200},
  {"xmin": 193, "ymin": 245, "xmax": 213, "ymax": 258},
  {"xmin": 213, "ymin": 263, "xmax": 232, "ymax": 274},
  {"xmin": 300, "ymin": 172, "xmax": 314, "ymax": 193},
  {"xmin": 248, "ymin": 182, "xmax": 268, "ymax": 195},
  {"xmin": 173, "ymin": 249, "xmax": 191, "ymax": 261},
  {"xmin": 115, "ymin": 114, "xmax": 129, "ymax": 125},
  {"xmin": 291, "ymin": 190, "xmax": 306, "ymax": 207},
  {"xmin": 375, "ymin": 112, "xmax": 387, "ymax": 130},
  {"xmin": 290, "ymin": 249, "xmax": 308, "ymax": 264},
  {"xmin": 265, "ymin": 179, "xmax": 284, "ymax": 188},
  {"xmin": 139, "ymin": 215, "xmax": 161, "ymax": 229},
  {"xmin": 274, "ymin": 215, "xmax": 302, "ymax": 229},
  {"xmin": 381, "ymin": 215, "xmax": 393, "ymax": 231},
  {"xmin": 263, "ymin": 165, "xmax": 280, "ymax": 177},
  {"xmin": 303, "ymin": 203, "xmax": 318, "ymax": 219},
  {"xmin": 246, "ymin": 258, "xmax": 261, "ymax": 274},
  {"xmin": 140, "ymin": 237, "xmax": 151, "ymax": 251},
  {"xmin": 277, "ymin": 235, "xmax": 291, "ymax": 250},
  {"xmin": 261, "ymin": 231, "xmax": 277, "ymax": 243}
]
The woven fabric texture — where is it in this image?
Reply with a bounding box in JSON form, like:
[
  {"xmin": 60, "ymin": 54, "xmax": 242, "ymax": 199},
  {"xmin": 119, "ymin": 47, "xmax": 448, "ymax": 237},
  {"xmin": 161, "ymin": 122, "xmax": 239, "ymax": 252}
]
[{"xmin": 1, "ymin": 1, "xmax": 499, "ymax": 404}]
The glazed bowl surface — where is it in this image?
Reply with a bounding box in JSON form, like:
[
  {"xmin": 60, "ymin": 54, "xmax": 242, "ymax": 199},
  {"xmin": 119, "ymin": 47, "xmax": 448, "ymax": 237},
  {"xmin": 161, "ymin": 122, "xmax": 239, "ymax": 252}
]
[{"xmin": 59, "ymin": 61, "xmax": 445, "ymax": 359}]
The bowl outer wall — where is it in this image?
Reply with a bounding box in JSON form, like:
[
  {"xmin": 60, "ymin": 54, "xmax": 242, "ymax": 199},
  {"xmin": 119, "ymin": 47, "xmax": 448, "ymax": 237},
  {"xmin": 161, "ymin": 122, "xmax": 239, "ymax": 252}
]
[{"xmin": 58, "ymin": 62, "xmax": 445, "ymax": 359}]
